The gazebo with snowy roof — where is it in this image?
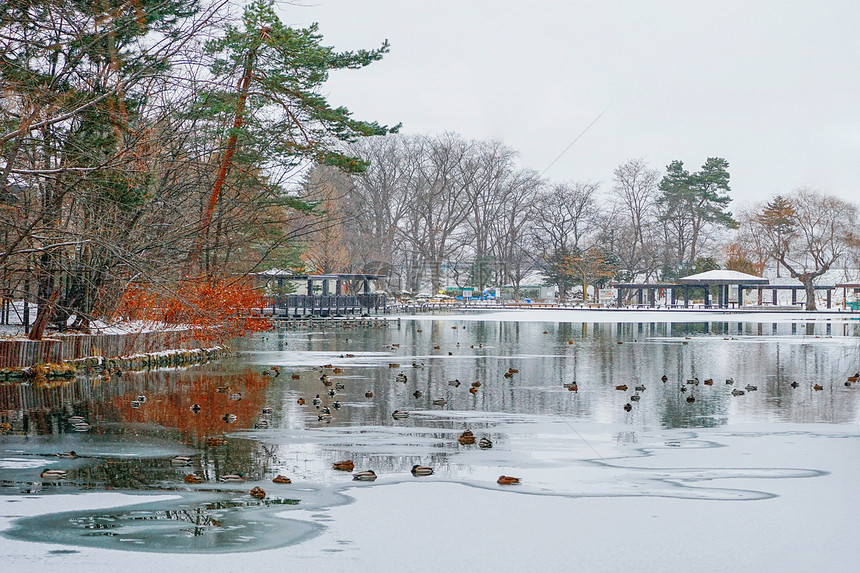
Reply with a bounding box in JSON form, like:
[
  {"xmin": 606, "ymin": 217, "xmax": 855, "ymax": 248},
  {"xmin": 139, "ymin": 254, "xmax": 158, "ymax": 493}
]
[{"xmin": 677, "ymin": 270, "xmax": 768, "ymax": 308}]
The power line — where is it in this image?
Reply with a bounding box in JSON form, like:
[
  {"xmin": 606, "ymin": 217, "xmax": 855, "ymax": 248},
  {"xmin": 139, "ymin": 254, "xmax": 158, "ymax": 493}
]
[{"xmin": 540, "ymin": 108, "xmax": 609, "ymax": 177}]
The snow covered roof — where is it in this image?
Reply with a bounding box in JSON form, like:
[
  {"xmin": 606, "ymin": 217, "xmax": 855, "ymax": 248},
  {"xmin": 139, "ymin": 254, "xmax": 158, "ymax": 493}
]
[{"xmin": 677, "ymin": 270, "xmax": 768, "ymax": 285}]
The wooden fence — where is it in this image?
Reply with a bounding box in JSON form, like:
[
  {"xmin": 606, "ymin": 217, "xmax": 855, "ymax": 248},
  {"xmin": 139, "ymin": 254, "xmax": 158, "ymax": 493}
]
[{"xmin": 0, "ymin": 330, "xmax": 206, "ymax": 369}]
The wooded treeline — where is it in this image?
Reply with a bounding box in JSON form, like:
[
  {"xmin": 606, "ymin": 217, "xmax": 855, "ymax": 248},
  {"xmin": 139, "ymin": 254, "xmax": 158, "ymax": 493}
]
[
  {"xmin": 304, "ymin": 135, "xmax": 860, "ymax": 308},
  {"xmin": 1, "ymin": 0, "xmax": 396, "ymax": 337}
]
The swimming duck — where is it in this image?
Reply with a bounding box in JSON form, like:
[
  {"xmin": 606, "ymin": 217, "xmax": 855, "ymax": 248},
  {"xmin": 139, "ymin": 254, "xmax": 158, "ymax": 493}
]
[
  {"xmin": 273, "ymin": 475, "xmax": 292, "ymax": 484},
  {"xmin": 335, "ymin": 382, "xmax": 345, "ymax": 390},
  {"xmin": 206, "ymin": 436, "xmax": 227, "ymax": 447},
  {"xmin": 731, "ymin": 389, "xmax": 745, "ymax": 396},
  {"xmin": 848, "ymin": 373, "xmax": 859, "ymax": 383},
  {"xmin": 687, "ymin": 378, "xmax": 699, "ymax": 386},
  {"xmin": 661, "ymin": 375, "xmax": 668, "ymax": 382},
  {"xmin": 318, "ymin": 413, "xmax": 333, "ymax": 422},
  {"xmin": 479, "ymin": 437, "xmax": 493, "ymax": 449},
  {"xmin": 564, "ymin": 382, "xmax": 578, "ymax": 391},
  {"xmin": 686, "ymin": 394, "xmax": 696, "ymax": 403},
  {"xmin": 250, "ymin": 486, "xmax": 266, "ymax": 499},
  {"xmin": 469, "ymin": 387, "xmax": 478, "ymax": 395},
  {"xmin": 171, "ymin": 456, "xmax": 193, "ymax": 466},
  {"xmin": 254, "ymin": 420, "xmax": 269, "ymax": 429},
  {"xmin": 725, "ymin": 378, "xmax": 734, "ymax": 385},
  {"xmin": 184, "ymin": 473, "xmax": 205, "ymax": 484},
  {"xmin": 508, "ymin": 368, "xmax": 519, "ymax": 374},
  {"xmin": 790, "ymin": 381, "xmax": 799, "ymax": 388},
  {"xmin": 623, "ymin": 403, "xmax": 633, "ymax": 412},
  {"xmin": 497, "ymin": 476, "xmax": 521, "ymax": 485},
  {"xmin": 222, "ymin": 414, "xmax": 237, "ymax": 423},
  {"xmin": 680, "ymin": 385, "xmax": 687, "ymax": 392},
  {"xmin": 413, "ymin": 390, "xmax": 423, "ymax": 398},
  {"xmin": 56, "ymin": 451, "xmax": 78, "ymax": 459},
  {"xmin": 261, "ymin": 407, "xmax": 274, "ymax": 414},
  {"xmin": 190, "ymin": 403, "xmax": 202, "ymax": 414},
  {"xmin": 229, "ymin": 393, "xmax": 242, "ymax": 401},
  {"xmin": 458, "ymin": 430, "xmax": 476, "ymax": 445},
  {"xmin": 745, "ymin": 384, "xmax": 758, "ymax": 392},
  {"xmin": 388, "ymin": 363, "xmax": 400, "ymax": 368},
  {"xmin": 615, "ymin": 384, "xmax": 628, "ymax": 391},
  {"xmin": 432, "ymin": 398, "xmax": 447, "ymax": 406},
  {"xmin": 630, "ymin": 394, "xmax": 641, "ymax": 402},
  {"xmin": 328, "ymin": 389, "xmax": 336, "ymax": 397},
  {"xmin": 291, "ymin": 373, "xmax": 300, "ymax": 380},
  {"xmin": 332, "ymin": 460, "xmax": 355, "ymax": 471},
  {"xmin": 472, "ymin": 381, "xmax": 482, "ymax": 388},
  {"xmin": 136, "ymin": 395, "xmax": 147, "ymax": 403},
  {"xmin": 353, "ymin": 470, "xmax": 377, "ymax": 481},
  {"xmin": 312, "ymin": 395, "xmax": 322, "ymax": 406},
  {"xmin": 365, "ymin": 391, "xmax": 374, "ymax": 398},
  {"xmin": 411, "ymin": 465, "xmax": 434, "ymax": 477},
  {"xmin": 220, "ymin": 474, "xmax": 245, "ymax": 483},
  {"xmin": 40, "ymin": 469, "xmax": 67, "ymax": 480},
  {"xmin": 813, "ymin": 384, "xmax": 823, "ymax": 391},
  {"xmin": 412, "ymin": 362, "xmax": 425, "ymax": 368},
  {"xmin": 297, "ymin": 397, "xmax": 306, "ymax": 405},
  {"xmin": 396, "ymin": 373, "xmax": 408, "ymax": 383},
  {"xmin": 71, "ymin": 422, "xmax": 91, "ymax": 432},
  {"xmin": 503, "ymin": 372, "xmax": 514, "ymax": 379},
  {"xmin": 392, "ymin": 410, "xmax": 410, "ymax": 420},
  {"xmin": 448, "ymin": 379, "xmax": 461, "ymax": 387},
  {"xmin": 845, "ymin": 381, "xmax": 853, "ymax": 387},
  {"xmin": 634, "ymin": 385, "xmax": 646, "ymax": 392},
  {"xmin": 703, "ymin": 379, "xmax": 714, "ymax": 386},
  {"xmin": 332, "ymin": 368, "xmax": 344, "ymax": 374},
  {"xmin": 332, "ymin": 401, "xmax": 342, "ymax": 410}
]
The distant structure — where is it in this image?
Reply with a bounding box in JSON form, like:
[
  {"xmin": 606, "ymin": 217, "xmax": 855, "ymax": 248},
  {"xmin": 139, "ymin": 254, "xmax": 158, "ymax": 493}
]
[{"xmin": 254, "ymin": 270, "xmax": 387, "ymax": 316}]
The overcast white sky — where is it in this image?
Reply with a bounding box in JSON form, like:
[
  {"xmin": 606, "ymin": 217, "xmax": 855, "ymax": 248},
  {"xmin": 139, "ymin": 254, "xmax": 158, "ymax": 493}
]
[{"xmin": 276, "ymin": 0, "xmax": 860, "ymax": 207}]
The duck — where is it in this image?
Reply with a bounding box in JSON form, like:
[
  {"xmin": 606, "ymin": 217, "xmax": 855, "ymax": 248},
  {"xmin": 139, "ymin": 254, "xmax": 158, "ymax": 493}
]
[
  {"xmin": 220, "ymin": 474, "xmax": 245, "ymax": 483},
  {"xmin": 634, "ymin": 385, "xmax": 646, "ymax": 392},
  {"xmin": 352, "ymin": 470, "xmax": 378, "ymax": 481},
  {"xmin": 56, "ymin": 451, "xmax": 78, "ymax": 459},
  {"xmin": 388, "ymin": 363, "xmax": 400, "ymax": 368},
  {"xmin": 249, "ymin": 486, "xmax": 266, "ymax": 499},
  {"xmin": 392, "ymin": 410, "xmax": 410, "ymax": 420},
  {"xmin": 630, "ymin": 394, "xmax": 641, "ymax": 402},
  {"xmin": 171, "ymin": 456, "xmax": 193, "ymax": 466},
  {"xmin": 332, "ymin": 401, "xmax": 342, "ymax": 410},
  {"xmin": 508, "ymin": 368, "xmax": 520, "ymax": 374},
  {"xmin": 412, "ymin": 362, "xmax": 425, "ymax": 368},
  {"xmin": 472, "ymin": 381, "xmax": 482, "ymax": 388},
  {"xmin": 335, "ymin": 382, "xmax": 346, "ymax": 390},
  {"xmin": 615, "ymin": 384, "xmax": 628, "ymax": 391},
  {"xmin": 206, "ymin": 436, "xmax": 227, "ymax": 447},
  {"xmin": 261, "ymin": 407, "xmax": 274, "ymax": 414},
  {"xmin": 136, "ymin": 395, "xmax": 147, "ymax": 403},
  {"xmin": 412, "ymin": 390, "xmax": 423, "ymax": 398},
  {"xmin": 297, "ymin": 397, "xmax": 306, "ymax": 405},
  {"xmin": 503, "ymin": 371, "xmax": 514, "ymax": 379},
  {"xmin": 564, "ymin": 382, "xmax": 578, "ymax": 392},
  {"xmin": 790, "ymin": 381, "xmax": 799, "ymax": 389},
  {"xmin": 411, "ymin": 465, "xmax": 434, "ymax": 477},
  {"xmin": 222, "ymin": 414, "xmax": 237, "ymax": 423},
  {"xmin": 332, "ymin": 460, "xmax": 355, "ymax": 472},
  {"xmin": 71, "ymin": 422, "xmax": 91, "ymax": 432},
  {"xmin": 432, "ymin": 398, "xmax": 447, "ymax": 406},
  {"xmin": 687, "ymin": 378, "xmax": 699, "ymax": 386},
  {"xmin": 396, "ymin": 373, "xmax": 408, "ymax": 383},
  {"xmin": 661, "ymin": 375, "xmax": 668, "ymax": 383},
  {"xmin": 254, "ymin": 420, "xmax": 269, "ymax": 429},
  {"xmin": 328, "ymin": 389, "xmax": 336, "ymax": 397},
  {"xmin": 845, "ymin": 381, "xmax": 853, "ymax": 387},
  {"xmin": 184, "ymin": 473, "xmax": 205, "ymax": 484},
  {"xmin": 469, "ymin": 387, "xmax": 478, "ymax": 395},
  {"xmin": 725, "ymin": 378, "xmax": 734, "ymax": 385},
  {"xmin": 479, "ymin": 437, "xmax": 493, "ymax": 449},
  {"xmin": 40, "ymin": 469, "xmax": 67, "ymax": 480},
  {"xmin": 312, "ymin": 395, "xmax": 322, "ymax": 406},
  {"xmin": 813, "ymin": 384, "xmax": 824, "ymax": 391},
  {"xmin": 345, "ymin": 354, "xmax": 355, "ymax": 358},
  {"xmin": 318, "ymin": 413, "xmax": 333, "ymax": 422},
  {"xmin": 332, "ymin": 368, "xmax": 344, "ymax": 374},
  {"xmin": 623, "ymin": 403, "xmax": 633, "ymax": 412},
  {"xmin": 686, "ymin": 394, "xmax": 696, "ymax": 403},
  {"xmin": 703, "ymin": 379, "xmax": 714, "ymax": 386},
  {"xmin": 745, "ymin": 384, "xmax": 758, "ymax": 392},
  {"xmin": 848, "ymin": 373, "xmax": 859, "ymax": 383},
  {"xmin": 448, "ymin": 379, "xmax": 461, "ymax": 387},
  {"xmin": 458, "ymin": 430, "xmax": 476, "ymax": 445},
  {"xmin": 273, "ymin": 475, "xmax": 292, "ymax": 484},
  {"xmin": 680, "ymin": 385, "xmax": 687, "ymax": 393},
  {"xmin": 291, "ymin": 373, "xmax": 300, "ymax": 380},
  {"xmin": 497, "ymin": 475, "xmax": 521, "ymax": 485},
  {"xmin": 731, "ymin": 389, "xmax": 745, "ymax": 396},
  {"xmin": 365, "ymin": 391, "xmax": 374, "ymax": 398},
  {"xmin": 190, "ymin": 403, "xmax": 202, "ymax": 414}
]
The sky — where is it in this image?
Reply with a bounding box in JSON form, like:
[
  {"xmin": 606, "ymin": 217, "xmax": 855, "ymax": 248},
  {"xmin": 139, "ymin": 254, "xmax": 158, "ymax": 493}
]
[{"xmin": 275, "ymin": 0, "xmax": 860, "ymax": 208}]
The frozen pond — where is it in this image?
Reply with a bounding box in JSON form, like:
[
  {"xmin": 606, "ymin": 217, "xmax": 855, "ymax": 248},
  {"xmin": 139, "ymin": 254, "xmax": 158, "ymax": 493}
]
[{"xmin": 1, "ymin": 311, "xmax": 859, "ymax": 571}]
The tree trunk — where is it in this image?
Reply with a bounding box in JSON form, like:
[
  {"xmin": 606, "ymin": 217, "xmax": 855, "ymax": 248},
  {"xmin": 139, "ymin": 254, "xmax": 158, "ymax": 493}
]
[{"xmin": 801, "ymin": 275, "xmax": 816, "ymax": 311}]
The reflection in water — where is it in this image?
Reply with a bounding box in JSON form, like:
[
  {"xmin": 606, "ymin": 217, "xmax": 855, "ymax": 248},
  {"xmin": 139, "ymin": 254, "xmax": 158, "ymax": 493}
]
[{"xmin": 1, "ymin": 315, "xmax": 858, "ymax": 553}]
